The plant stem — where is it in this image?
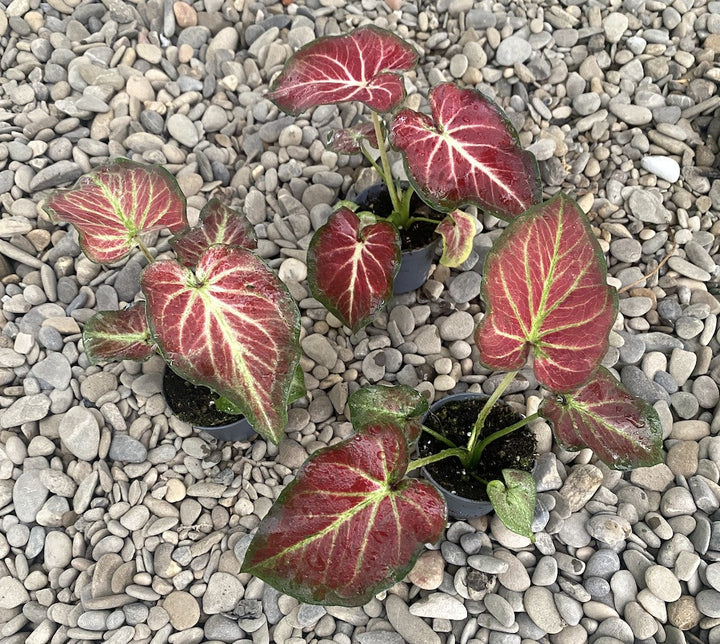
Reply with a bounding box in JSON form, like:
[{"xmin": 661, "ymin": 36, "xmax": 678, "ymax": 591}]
[
  {"xmin": 469, "ymin": 412, "xmax": 540, "ymax": 468},
  {"xmin": 406, "ymin": 446, "xmax": 468, "ymax": 474},
  {"xmin": 372, "ymin": 111, "xmax": 402, "ymax": 215},
  {"xmin": 408, "ymin": 215, "xmax": 443, "ymax": 226},
  {"xmin": 420, "ymin": 424, "xmax": 458, "ymax": 449},
  {"xmin": 360, "ymin": 144, "xmax": 385, "ymax": 179},
  {"xmin": 465, "ymin": 370, "xmax": 518, "ymax": 458},
  {"xmin": 136, "ymin": 238, "xmax": 154, "ymax": 263}
]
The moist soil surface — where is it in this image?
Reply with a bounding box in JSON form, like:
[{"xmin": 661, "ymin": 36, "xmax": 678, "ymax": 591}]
[
  {"xmin": 354, "ymin": 182, "xmax": 440, "ymax": 250},
  {"xmin": 163, "ymin": 368, "xmax": 242, "ymax": 428},
  {"xmin": 420, "ymin": 396, "xmax": 537, "ymax": 502}
]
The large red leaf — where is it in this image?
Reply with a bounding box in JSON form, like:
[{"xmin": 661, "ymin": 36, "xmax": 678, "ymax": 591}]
[
  {"xmin": 141, "ymin": 245, "xmax": 301, "ymax": 444},
  {"xmin": 44, "ymin": 159, "xmax": 187, "ymax": 264},
  {"xmin": 391, "ymin": 83, "xmax": 541, "ymax": 218},
  {"xmin": 541, "ymin": 367, "xmax": 663, "ymax": 469},
  {"xmin": 436, "ymin": 210, "xmax": 476, "ymax": 267},
  {"xmin": 82, "ymin": 302, "xmax": 155, "ymax": 363},
  {"xmin": 242, "ymin": 423, "xmax": 446, "ymax": 606},
  {"xmin": 171, "ymin": 198, "xmax": 257, "ymax": 267},
  {"xmin": 308, "ymin": 208, "xmax": 400, "ymax": 332},
  {"xmin": 268, "ymin": 26, "xmax": 418, "ymax": 115},
  {"xmin": 475, "ymin": 194, "xmax": 617, "ymax": 392},
  {"xmin": 348, "ymin": 385, "xmax": 428, "ymax": 443}
]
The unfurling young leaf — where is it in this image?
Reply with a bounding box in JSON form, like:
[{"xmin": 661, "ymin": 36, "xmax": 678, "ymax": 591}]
[
  {"xmin": 241, "ymin": 423, "xmax": 446, "ymax": 606},
  {"xmin": 268, "ymin": 26, "xmax": 418, "ymax": 115},
  {"xmin": 435, "ymin": 210, "xmax": 477, "ymax": 267},
  {"xmin": 348, "ymin": 385, "xmax": 428, "ymax": 443},
  {"xmin": 82, "ymin": 302, "xmax": 155, "ymax": 364},
  {"xmin": 307, "ymin": 208, "xmax": 400, "ymax": 332},
  {"xmin": 475, "ymin": 194, "xmax": 618, "ymax": 393},
  {"xmin": 487, "ymin": 469, "xmax": 536, "ymax": 541},
  {"xmin": 171, "ymin": 198, "xmax": 257, "ymax": 267},
  {"xmin": 43, "ymin": 158, "xmax": 187, "ymax": 264},
  {"xmin": 141, "ymin": 245, "xmax": 301, "ymax": 444},
  {"xmin": 540, "ymin": 367, "xmax": 663, "ymax": 469},
  {"xmin": 391, "ymin": 83, "xmax": 541, "ymax": 218}
]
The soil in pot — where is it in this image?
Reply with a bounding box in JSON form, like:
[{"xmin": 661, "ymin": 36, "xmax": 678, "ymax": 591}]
[
  {"xmin": 163, "ymin": 367, "xmax": 244, "ymax": 428},
  {"xmin": 354, "ymin": 183, "xmax": 440, "ymax": 251},
  {"xmin": 419, "ymin": 396, "xmax": 537, "ymax": 502}
]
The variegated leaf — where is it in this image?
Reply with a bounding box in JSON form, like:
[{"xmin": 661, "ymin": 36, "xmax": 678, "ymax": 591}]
[
  {"xmin": 242, "ymin": 423, "xmax": 446, "ymax": 606},
  {"xmin": 82, "ymin": 302, "xmax": 155, "ymax": 363},
  {"xmin": 141, "ymin": 245, "xmax": 301, "ymax": 444},
  {"xmin": 436, "ymin": 210, "xmax": 476, "ymax": 267},
  {"xmin": 348, "ymin": 385, "xmax": 428, "ymax": 443},
  {"xmin": 325, "ymin": 122, "xmax": 379, "ymax": 154},
  {"xmin": 391, "ymin": 83, "xmax": 541, "ymax": 218},
  {"xmin": 43, "ymin": 159, "xmax": 187, "ymax": 264},
  {"xmin": 268, "ymin": 26, "xmax": 418, "ymax": 115},
  {"xmin": 541, "ymin": 367, "xmax": 663, "ymax": 469},
  {"xmin": 475, "ymin": 194, "xmax": 617, "ymax": 392}
]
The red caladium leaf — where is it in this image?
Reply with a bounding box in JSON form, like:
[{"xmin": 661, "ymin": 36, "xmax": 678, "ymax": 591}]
[
  {"xmin": 43, "ymin": 158, "xmax": 187, "ymax": 264},
  {"xmin": 268, "ymin": 26, "xmax": 418, "ymax": 115},
  {"xmin": 141, "ymin": 245, "xmax": 301, "ymax": 444},
  {"xmin": 171, "ymin": 198, "xmax": 257, "ymax": 267},
  {"xmin": 436, "ymin": 210, "xmax": 476, "ymax": 267},
  {"xmin": 391, "ymin": 83, "xmax": 541, "ymax": 218},
  {"xmin": 325, "ymin": 122, "xmax": 379, "ymax": 154},
  {"xmin": 242, "ymin": 423, "xmax": 446, "ymax": 606},
  {"xmin": 308, "ymin": 208, "xmax": 400, "ymax": 332},
  {"xmin": 541, "ymin": 367, "xmax": 663, "ymax": 469},
  {"xmin": 82, "ymin": 302, "xmax": 155, "ymax": 363},
  {"xmin": 348, "ymin": 385, "xmax": 428, "ymax": 443},
  {"xmin": 475, "ymin": 194, "xmax": 618, "ymax": 392}
]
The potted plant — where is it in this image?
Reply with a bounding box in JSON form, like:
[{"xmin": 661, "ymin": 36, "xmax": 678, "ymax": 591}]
[
  {"xmin": 267, "ymin": 26, "xmax": 540, "ymax": 331},
  {"xmin": 240, "ymin": 29, "xmax": 665, "ymax": 604},
  {"xmin": 42, "ymin": 159, "xmax": 303, "ymax": 444}
]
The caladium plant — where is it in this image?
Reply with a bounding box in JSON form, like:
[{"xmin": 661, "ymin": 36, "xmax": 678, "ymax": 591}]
[
  {"xmin": 268, "ymin": 26, "xmax": 541, "ymax": 332},
  {"xmin": 243, "ymin": 30, "xmax": 664, "ymax": 606},
  {"xmin": 43, "ymin": 159, "xmax": 303, "ymax": 444}
]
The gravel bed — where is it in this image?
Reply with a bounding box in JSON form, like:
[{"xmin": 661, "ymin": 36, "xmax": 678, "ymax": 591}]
[{"xmin": 1, "ymin": 0, "xmax": 720, "ymax": 643}]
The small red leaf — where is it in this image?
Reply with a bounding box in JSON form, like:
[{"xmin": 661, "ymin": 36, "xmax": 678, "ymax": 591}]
[
  {"xmin": 242, "ymin": 423, "xmax": 446, "ymax": 606},
  {"xmin": 171, "ymin": 198, "xmax": 257, "ymax": 267},
  {"xmin": 308, "ymin": 208, "xmax": 400, "ymax": 332},
  {"xmin": 268, "ymin": 26, "xmax": 418, "ymax": 115},
  {"xmin": 391, "ymin": 83, "xmax": 541, "ymax": 218},
  {"xmin": 82, "ymin": 302, "xmax": 155, "ymax": 363},
  {"xmin": 475, "ymin": 194, "xmax": 617, "ymax": 392},
  {"xmin": 44, "ymin": 159, "xmax": 187, "ymax": 264},
  {"xmin": 541, "ymin": 367, "xmax": 663, "ymax": 469},
  {"xmin": 141, "ymin": 245, "xmax": 301, "ymax": 444},
  {"xmin": 325, "ymin": 122, "xmax": 379, "ymax": 154},
  {"xmin": 436, "ymin": 210, "xmax": 476, "ymax": 267},
  {"xmin": 348, "ymin": 385, "xmax": 428, "ymax": 443}
]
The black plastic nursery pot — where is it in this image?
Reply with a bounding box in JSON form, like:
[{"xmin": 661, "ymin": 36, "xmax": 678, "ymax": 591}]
[
  {"xmin": 162, "ymin": 368, "xmax": 256, "ymax": 442},
  {"xmin": 354, "ymin": 183, "xmax": 441, "ymax": 295},
  {"xmin": 419, "ymin": 392, "xmax": 537, "ymax": 520}
]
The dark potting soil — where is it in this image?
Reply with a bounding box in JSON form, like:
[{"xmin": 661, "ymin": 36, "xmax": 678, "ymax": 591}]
[
  {"xmin": 419, "ymin": 397, "xmax": 537, "ymax": 502},
  {"xmin": 354, "ymin": 183, "xmax": 440, "ymax": 251},
  {"xmin": 163, "ymin": 368, "xmax": 242, "ymax": 427}
]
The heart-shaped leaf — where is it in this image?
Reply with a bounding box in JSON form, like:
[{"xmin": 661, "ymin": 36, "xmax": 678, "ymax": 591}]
[
  {"xmin": 436, "ymin": 210, "xmax": 476, "ymax": 267},
  {"xmin": 487, "ymin": 469, "xmax": 536, "ymax": 540},
  {"xmin": 82, "ymin": 302, "xmax": 155, "ymax": 363},
  {"xmin": 325, "ymin": 122, "xmax": 379, "ymax": 154},
  {"xmin": 308, "ymin": 207, "xmax": 400, "ymax": 332},
  {"xmin": 475, "ymin": 194, "xmax": 618, "ymax": 392},
  {"xmin": 171, "ymin": 198, "xmax": 256, "ymax": 267},
  {"xmin": 242, "ymin": 423, "xmax": 446, "ymax": 606},
  {"xmin": 141, "ymin": 245, "xmax": 301, "ymax": 444},
  {"xmin": 391, "ymin": 83, "xmax": 541, "ymax": 218},
  {"xmin": 540, "ymin": 367, "xmax": 663, "ymax": 469},
  {"xmin": 348, "ymin": 385, "xmax": 428, "ymax": 443},
  {"xmin": 44, "ymin": 159, "xmax": 187, "ymax": 264},
  {"xmin": 268, "ymin": 26, "xmax": 418, "ymax": 115}
]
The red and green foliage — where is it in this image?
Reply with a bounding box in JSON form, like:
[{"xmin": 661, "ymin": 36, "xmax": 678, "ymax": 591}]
[
  {"xmin": 243, "ymin": 389, "xmax": 445, "ymax": 606},
  {"xmin": 44, "ymin": 160, "xmax": 302, "ymax": 444},
  {"xmin": 269, "ymin": 26, "xmax": 538, "ymax": 331}
]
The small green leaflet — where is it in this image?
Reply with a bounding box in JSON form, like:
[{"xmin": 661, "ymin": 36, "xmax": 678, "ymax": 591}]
[{"xmin": 487, "ymin": 469, "xmax": 536, "ymax": 541}]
